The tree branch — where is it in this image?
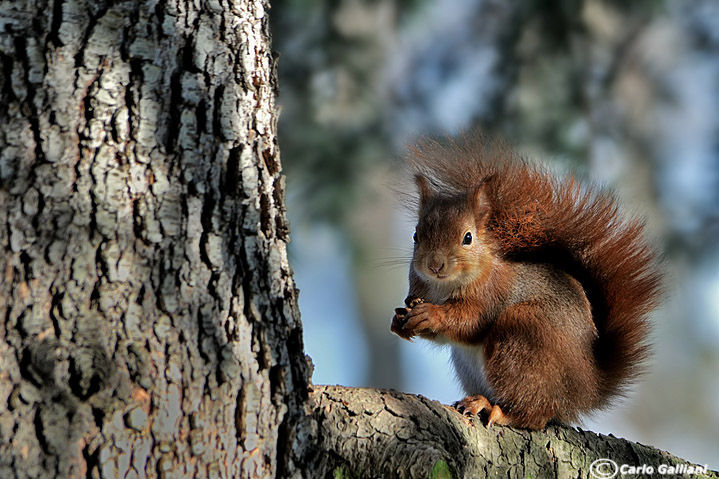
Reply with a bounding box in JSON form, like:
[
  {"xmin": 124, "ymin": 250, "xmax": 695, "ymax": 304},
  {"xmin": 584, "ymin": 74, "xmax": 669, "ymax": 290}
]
[{"xmin": 305, "ymin": 386, "xmax": 717, "ymax": 478}]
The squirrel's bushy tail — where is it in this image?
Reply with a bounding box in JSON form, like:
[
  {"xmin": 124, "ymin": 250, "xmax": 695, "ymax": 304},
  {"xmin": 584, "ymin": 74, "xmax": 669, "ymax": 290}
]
[{"xmin": 407, "ymin": 134, "xmax": 663, "ymax": 405}]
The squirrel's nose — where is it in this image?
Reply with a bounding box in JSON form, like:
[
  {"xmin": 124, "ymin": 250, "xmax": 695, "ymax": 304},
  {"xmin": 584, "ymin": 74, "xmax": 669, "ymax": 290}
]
[{"xmin": 429, "ymin": 263, "xmax": 445, "ymax": 275}]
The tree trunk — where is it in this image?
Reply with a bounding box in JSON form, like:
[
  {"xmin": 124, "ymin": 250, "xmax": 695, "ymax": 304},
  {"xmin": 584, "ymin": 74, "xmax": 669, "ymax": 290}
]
[
  {"xmin": 0, "ymin": 0, "xmax": 309, "ymax": 478},
  {"xmin": 0, "ymin": 1, "xmax": 716, "ymax": 479}
]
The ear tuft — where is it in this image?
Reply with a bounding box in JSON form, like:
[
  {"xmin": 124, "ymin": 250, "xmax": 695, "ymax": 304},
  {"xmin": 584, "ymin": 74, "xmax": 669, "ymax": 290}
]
[
  {"xmin": 470, "ymin": 183, "xmax": 491, "ymax": 225},
  {"xmin": 415, "ymin": 175, "xmax": 433, "ymax": 209}
]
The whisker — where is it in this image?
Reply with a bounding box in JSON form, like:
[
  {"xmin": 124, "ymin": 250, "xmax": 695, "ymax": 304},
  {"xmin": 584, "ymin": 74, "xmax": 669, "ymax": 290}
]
[
  {"xmin": 375, "ymin": 247, "xmax": 413, "ymax": 254},
  {"xmin": 370, "ymin": 256, "xmax": 412, "ymax": 270}
]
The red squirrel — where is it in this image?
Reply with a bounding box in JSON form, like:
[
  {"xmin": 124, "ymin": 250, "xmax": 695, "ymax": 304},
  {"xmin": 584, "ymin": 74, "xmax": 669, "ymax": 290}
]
[{"xmin": 391, "ymin": 135, "xmax": 663, "ymax": 430}]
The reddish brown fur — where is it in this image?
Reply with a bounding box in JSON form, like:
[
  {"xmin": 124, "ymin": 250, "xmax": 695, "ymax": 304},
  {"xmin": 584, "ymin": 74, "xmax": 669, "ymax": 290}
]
[{"xmin": 394, "ymin": 133, "xmax": 663, "ymax": 428}]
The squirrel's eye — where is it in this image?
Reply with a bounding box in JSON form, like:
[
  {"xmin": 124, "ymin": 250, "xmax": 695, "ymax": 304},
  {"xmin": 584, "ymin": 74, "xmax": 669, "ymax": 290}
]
[
  {"xmin": 462, "ymin": 232, "xmax": 473, "ymax": 245},
  {"xmin": 413, "ymin": 231, "xmax": 418, "ymax": 244}
]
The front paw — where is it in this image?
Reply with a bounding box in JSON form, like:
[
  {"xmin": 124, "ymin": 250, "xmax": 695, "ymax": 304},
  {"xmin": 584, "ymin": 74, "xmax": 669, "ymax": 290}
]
[
  {"xmin": 404, "ymin": 296, "xmax": 425, "ymax": 308},
  {"xmin": 391, "ymin": 307, "xmax": 414, "ymax": 340},
  {"xmin": 402, "ymin": 303, "xmax": 442, "ymax": 338}
]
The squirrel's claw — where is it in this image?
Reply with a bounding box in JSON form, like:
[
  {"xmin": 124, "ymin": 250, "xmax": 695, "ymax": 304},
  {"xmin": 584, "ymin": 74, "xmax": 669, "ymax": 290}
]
[
  {"xmin": 401, "ymin": 302, "xmax": 440, "ymax": 339},
  {"xmin": 453, "ymin": 395, "xmax": 510, "ymax": 427},
  {"xmin": 453, "ymin": 395, "xmax": 492, "ymax": 416},
  {"xmin": 404, "ymin": 296, "xmax": 425, "ymax": 308},
  {"xmin": 391, "ymin": 307, "xmax": 414, "ymax": 341},
  {"xmin": 391, "ymin": 298, "xmax": 428, "ymax": 341},
  {"xmin": 487, "ymin": 404, "xmax": 509, "ymax": 427}
]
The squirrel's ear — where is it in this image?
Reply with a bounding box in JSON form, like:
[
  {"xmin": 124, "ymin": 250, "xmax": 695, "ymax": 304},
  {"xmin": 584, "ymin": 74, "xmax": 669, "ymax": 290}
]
[
  {"xmin": 415, "ymin": 175, "xmax": 433, "ymax": 208},
  {"xmin": 470, "ymin": 184, "xmax": 491, "ymax": 225}
]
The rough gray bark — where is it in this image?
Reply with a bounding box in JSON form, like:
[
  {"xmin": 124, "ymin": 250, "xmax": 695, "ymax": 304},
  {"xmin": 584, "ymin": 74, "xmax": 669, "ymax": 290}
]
[
  {"xmin": 0, "ymin": 0, "xmax": 309, "ymax": 478},
  {"xmin": 309, "ymin": 386, "xmax": 718, "ymax": 479}
]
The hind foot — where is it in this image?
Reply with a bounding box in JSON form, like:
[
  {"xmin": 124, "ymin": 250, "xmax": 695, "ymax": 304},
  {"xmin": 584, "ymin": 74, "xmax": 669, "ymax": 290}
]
[{"xmin": 453, "ymin": 395, "xmax": 509, "ymax": 427}]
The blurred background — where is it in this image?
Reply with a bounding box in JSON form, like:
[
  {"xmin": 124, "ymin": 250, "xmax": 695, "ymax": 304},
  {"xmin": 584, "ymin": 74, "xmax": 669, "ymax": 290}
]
[{"xmin": 270, "ymin": 0, "xmax": 719, "ymax": 468}]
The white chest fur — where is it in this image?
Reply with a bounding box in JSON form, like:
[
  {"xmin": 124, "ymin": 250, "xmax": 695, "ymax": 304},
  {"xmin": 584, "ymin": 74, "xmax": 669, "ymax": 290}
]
[{"xmin": 450, "ymin": 344, "xmax": 495, "ymax": 401}]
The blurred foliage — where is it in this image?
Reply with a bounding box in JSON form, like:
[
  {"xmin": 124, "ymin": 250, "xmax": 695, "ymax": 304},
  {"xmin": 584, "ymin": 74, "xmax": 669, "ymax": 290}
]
[
  {"xmin": 270, "ymin": 0, "xmax": 683, "ymax": 217},
  {"xmin": 271, "ymin": 0, "xmax": 394, "ymax": 223}
]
